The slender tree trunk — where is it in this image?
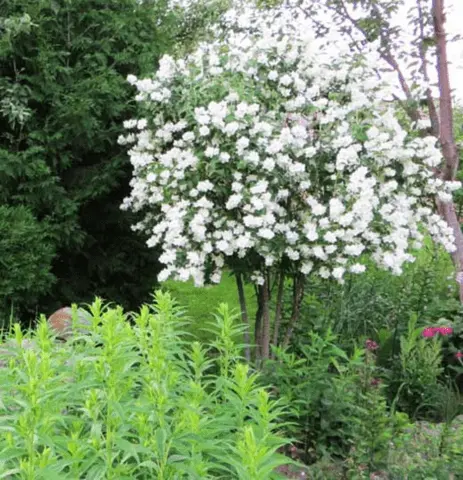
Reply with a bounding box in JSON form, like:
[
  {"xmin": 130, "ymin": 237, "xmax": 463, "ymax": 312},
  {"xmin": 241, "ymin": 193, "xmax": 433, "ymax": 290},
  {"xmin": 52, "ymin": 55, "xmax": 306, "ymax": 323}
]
[
  {"xmin": 254, "ymin": 285, "xmax": 263, "ymax": 362},
  {"xmin": 261, "ymin": 277, "xmax": 271, "ymax": 360},
  {"xmin": 329, "ymin": 0, "xmax": 463, "ymax": 303},
  {"xmin": 235, "ymin": 273, "xmax": 251, "ymax": 362},
  {"xmin": 282, "ymin": 274, "xmax": 305, "ymax": 349},
  {"xmin": 271, "ymin": 271, "xmax": 286, "ymax": 359},
  {"xmin": 432, "ymin": 0, "xmax": 463, "ymax": 301},
  {"xmin": 437, "ymin": 201, "xmax": 463, "ymax": 301}
]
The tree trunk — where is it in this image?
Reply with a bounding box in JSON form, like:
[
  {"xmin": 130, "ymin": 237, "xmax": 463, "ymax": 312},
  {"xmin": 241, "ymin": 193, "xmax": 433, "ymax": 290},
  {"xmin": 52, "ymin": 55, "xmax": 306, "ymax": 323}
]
[
  {"xmin": 329, "ymin": 0, "xmax": 463, "ymax": 303},
  {"xmin": 282, "ymin": 274, "xmax": 305, "ymax": 349},
  {"xmin": 261, "ymin": 277, "xmax": 271, "ymax": 360},
  {"xmin": 235, "ymin": 273, "xmax": 251, "ymax": 362},
  {"xmin": 432, "ymin": 0, "xmax": 463, "ymax": 301},
  {"xmin": 271, "ymin": 271, "xmax": 285, "ymax": 359},
  {"xmin": 437, "ymin": 201, "xmax": 463, "ymax": 302},
  {"xmin": 254, "ymin": 285, "xmax": 263, "ymax": 362}
]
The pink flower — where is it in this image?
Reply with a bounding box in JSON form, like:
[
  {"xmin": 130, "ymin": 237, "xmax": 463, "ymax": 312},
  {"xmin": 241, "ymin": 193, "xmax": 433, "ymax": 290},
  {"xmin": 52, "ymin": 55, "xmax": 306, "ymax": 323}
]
[
  {"xmin": 365, "ymin": 339, "xmax": 379, "ymax": 351},
  {"xmin": 370, "ymin": 378, "xmax": 381, "ymax": 387},
  {"xmin": 422, "ymin": 326, "xmax": 453, "ymax": 338},
  {"xmin": 422, "ymin": 327, "xmax": 436, "ymax": 338},
  {"xmin": 438, "ymin": 326, "xmax": 453, "ymax": 336},
  {"xmin": 455, "ymin": 351, "xmax": 463, "ymax": 360}
]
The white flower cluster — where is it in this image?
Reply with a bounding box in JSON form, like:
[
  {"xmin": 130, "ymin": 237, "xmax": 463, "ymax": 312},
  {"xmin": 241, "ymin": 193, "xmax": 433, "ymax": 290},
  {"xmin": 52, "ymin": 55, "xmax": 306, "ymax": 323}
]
[{"xmin": 120, "ymin": 3, "xmax": 457, "ymax": 286}]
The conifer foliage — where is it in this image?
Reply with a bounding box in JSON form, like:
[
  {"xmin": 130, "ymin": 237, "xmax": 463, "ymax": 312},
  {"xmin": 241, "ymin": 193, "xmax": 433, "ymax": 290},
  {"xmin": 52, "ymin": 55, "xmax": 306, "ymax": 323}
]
[{"xmin": 0, "ymin": 0, "xmax": 215, "ymax": 321}]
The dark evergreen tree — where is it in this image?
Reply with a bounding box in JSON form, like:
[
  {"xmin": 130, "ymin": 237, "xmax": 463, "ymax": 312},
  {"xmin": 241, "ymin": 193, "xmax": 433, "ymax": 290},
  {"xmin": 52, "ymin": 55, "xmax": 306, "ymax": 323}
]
[{"xmin": 0, "ymin": 0, "xmax": 224, "ymax": 322}]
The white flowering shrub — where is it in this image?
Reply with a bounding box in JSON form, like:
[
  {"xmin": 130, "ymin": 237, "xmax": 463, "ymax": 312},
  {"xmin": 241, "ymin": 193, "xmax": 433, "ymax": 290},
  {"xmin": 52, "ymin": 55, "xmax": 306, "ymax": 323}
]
[{"xmin": 119, "ymin": 4, "xmax": 457, "ymax": 290}]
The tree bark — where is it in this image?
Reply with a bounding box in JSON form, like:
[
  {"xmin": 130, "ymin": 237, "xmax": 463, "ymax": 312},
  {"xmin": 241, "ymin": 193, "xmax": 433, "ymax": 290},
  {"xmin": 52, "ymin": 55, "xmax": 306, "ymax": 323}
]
[
  {"xmin": 282, "ymin": 274, "xmax": 305, "ymax": 349},
  {"xmin": 254, "ymin": 285, "xmax": 263, "ymax": 362},
  {"xmin": 271, "ymin": 271, "xmax": 285, "ymax": 359},
  {"xmin": 432, "ymin": 0, "xmax": 459, "ymax": 181},
  {"xmin": 326, "ymin": 0, "xmax": 463, "ymax": 302},
  {"xmin": 235, "ymin": 273, "xmax": 251, "ymax": 362},
  {"xmin": 432, "ymin": 0, "xmax": 463, "ymax": 301},
  {"xmin": 261, "ymin": 277, "xmax": 271, "ymax": 360}
]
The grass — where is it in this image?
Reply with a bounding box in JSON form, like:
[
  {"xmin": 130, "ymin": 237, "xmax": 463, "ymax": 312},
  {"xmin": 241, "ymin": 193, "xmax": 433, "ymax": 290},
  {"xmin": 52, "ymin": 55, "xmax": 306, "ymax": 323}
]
[{"xmin": 161, "ymin": 271, "xmax": 257, "ymax": 341}]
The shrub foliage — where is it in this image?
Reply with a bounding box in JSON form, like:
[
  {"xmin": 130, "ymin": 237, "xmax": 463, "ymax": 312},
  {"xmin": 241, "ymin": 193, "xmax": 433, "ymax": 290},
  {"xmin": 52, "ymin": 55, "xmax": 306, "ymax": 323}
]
[{"xmin": 0, "ymin": 292, "xmax": 290, "ymax": 479}]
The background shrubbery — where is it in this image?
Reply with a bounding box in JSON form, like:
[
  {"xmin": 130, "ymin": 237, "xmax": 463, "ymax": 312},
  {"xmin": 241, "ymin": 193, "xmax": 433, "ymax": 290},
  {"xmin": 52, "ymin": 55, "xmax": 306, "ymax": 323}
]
[{"xmin": 0, "ymin": 0, "xmax": 228, "ymax": 325}]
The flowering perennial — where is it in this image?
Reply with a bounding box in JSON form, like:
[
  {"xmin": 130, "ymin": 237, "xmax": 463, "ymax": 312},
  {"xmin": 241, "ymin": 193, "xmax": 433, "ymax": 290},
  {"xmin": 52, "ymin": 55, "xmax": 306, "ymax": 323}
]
[
  {"xmin": 120, "ymin": 4, "xmax": 457, "ymax": 286},
  {"xmin": 365, "ymin": 339, "xmax": 379, "ymax": 351},
  {"xmin": 422, "ymin": 326, "xmax": 453, "ymax": 338}
]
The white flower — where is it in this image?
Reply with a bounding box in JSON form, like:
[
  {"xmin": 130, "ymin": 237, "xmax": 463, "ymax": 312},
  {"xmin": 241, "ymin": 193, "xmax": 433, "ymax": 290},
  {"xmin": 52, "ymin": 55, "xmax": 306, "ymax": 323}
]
[
  {"xmin": 286, "ymin": 248, "xmax": 300, "ymax": 260},
  {"xmin": 226, "ymin": 194, "xmax": 243, "ymax": 210},
  {"xmin": 267, "ymin": 139, "xmax": 284, "ymax": 154},
  {"xmin": 225, "ymin": 122, "xmax": 240, "ymax": 135},
  {"xmin": 199, "ymin": 126, "xmax": 210, "ymax": 136},
  {"xmin": 263, "ymin": 158, "xmax": 275, "ymax": 171},
  {"xmin": 122, "ymin": 4, "xmax": 455, "ymax": 287},
  {"xmin": 279, "ymin": 74, "xmax": 293, "ymax": 86},
  {"xmin": 319, "ymin": 267, "xmax": 330, "ymax": 279},
  {"xmin": 350, "ymin": 263, "xmax": 366, "ymax": 274},
  {"xmin": 237, "ymin": 136, "xmax": 250, "ymax": 152},
  {"xmin": 332, "ymin": 266, "xmax": 345, "ymax": 280},
  {"xmin": 211, "ymin": 271, "xmax": 222, "ymax": 283},
  {"xmin": 197, "ymin": 181, "xmax": 214, "ymax": 192},
  {"xmin": 205, "ymin": 147, "xmax": 219, "ymax": 158},
  {"xmin": 304, "ymin": 222, "xmax": 318, "ymax": 241},
  {"xmin": 268, "ymin": 70, "xmax": 278, "ymax": 81},
  {"xmin": 127, "ymin": 74, "xmax": 137, "ymax": 85},
  {"xmin": 250, "ymin": 180, "xmax": 268, "ymax": 194},
  {"xmin": 312, "ymin": 203, "xmax": 326, "ymax": 216},
  {"xmin": 219, "ymin": 152, "xmax": 231, "ymax": 163},
  {"xmin": 286, "ymin": 231, "xmax": 299, "ymax": 244},
  {"xmin": 259, "ymin": 228, "xmax": 275, "ymax": 239},
  {"xmin": 344, "ymin": 244, "xmax": 364, "ymax": 256},
  {"xmin": 137, "ymin": 119, "xmax": 148, "ymax": 130},
  {"xmin": 323, "ymin": 231, "xmax": 337, "ymax": 243},
  {"xmin": 232, "ymin": 181, "xmax": 243, "ymax": 192},
  {"xmin": 329, "ymin": 198, "xmax": 345, "ymax": 220},
  {"xmin": 123, "ymin": 119, "xmax": 137, "ymax": 129},
  {"xmin": 301, "ymin": 262, "xmax": 313, "ymax": 274}
]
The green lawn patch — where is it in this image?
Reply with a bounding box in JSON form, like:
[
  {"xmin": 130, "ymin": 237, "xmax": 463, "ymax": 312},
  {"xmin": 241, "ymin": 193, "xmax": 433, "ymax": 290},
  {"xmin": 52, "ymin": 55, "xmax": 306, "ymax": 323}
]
[{"xmin": 162, "ymin": 272, "xmax": 257, "ymax": 342}]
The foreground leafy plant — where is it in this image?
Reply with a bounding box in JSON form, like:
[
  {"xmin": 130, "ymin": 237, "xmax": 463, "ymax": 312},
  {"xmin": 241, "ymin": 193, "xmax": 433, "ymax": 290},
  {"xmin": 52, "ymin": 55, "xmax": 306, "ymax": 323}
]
[{"xmin": 0, "ymin": 292, "xmax": 290, "ymax": 479}]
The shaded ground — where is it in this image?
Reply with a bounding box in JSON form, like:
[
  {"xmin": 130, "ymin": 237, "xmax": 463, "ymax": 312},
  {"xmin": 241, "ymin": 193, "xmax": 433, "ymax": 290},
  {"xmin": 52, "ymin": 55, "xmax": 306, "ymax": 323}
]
[{"xmin": 276, "ymin": 416, "xmax": 463, "ymax": 479}]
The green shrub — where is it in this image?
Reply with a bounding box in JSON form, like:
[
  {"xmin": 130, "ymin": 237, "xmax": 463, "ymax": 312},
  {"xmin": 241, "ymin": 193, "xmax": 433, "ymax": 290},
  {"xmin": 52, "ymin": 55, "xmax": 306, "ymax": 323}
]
[
  {"xmin": 264, "ymin": 330, "xmax": 407, "ymax": 474},
  {"xmin": 265, "ymin": 327, "xmax": 463, "ymax": 478},
  {"xmin": 0, "ymin": 0, "xmax": 228, "ymax": 321},
  {"xmin": 385, "ymin": 314, "xmax": 445, "ymax": 420},
  {"xmin": 0, "ymin": 205, "xmax": 56, "ymax": 327},
  {"xmin": 291, "ymin": 242, "xmax": 457, "ymax": 346},
  {"xmin": 0, "ymin": 292, "xmax": 291, "ymax": 479}
]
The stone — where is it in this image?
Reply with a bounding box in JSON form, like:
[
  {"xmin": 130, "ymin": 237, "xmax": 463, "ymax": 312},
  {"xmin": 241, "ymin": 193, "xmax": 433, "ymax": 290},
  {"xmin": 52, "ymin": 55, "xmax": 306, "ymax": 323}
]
[{"xmin": 47, "ymin": 307, "xmax": 92, "ymax": 340}]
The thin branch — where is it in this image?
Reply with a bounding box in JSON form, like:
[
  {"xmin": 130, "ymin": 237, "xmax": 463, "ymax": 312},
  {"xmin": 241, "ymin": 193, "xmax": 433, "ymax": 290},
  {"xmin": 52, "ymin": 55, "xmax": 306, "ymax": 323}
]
[
  {"xmin": 235, "ymin": 273, "xmax": 251, "ymax": 362},
  {"xmin": 282, "ymin": 274, "xmax": 305, "ymax": 349},
  {"xmin": 416, "ymin": 0, "xmax": 440, "ymax": 136},
  {"xmin": 261, "ymin": 276, "xmax": 271, "ymax": 360},
  {"xmin": 334, "ymin": 0, "xmax": 421, "ymax": 122},
  {"xmin": 271, "ymin": 271, "xmax": 285, "ymax": 359}
]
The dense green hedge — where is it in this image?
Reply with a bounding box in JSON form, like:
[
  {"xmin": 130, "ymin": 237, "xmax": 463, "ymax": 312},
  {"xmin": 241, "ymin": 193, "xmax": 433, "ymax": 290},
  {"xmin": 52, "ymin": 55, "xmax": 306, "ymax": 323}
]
[{"xmin": 0, "ymin": 0, "xmax": 227, "ymax": 322}]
